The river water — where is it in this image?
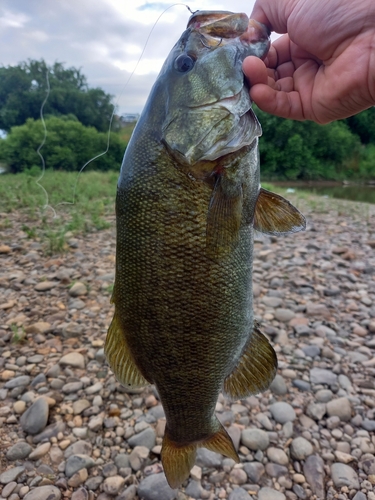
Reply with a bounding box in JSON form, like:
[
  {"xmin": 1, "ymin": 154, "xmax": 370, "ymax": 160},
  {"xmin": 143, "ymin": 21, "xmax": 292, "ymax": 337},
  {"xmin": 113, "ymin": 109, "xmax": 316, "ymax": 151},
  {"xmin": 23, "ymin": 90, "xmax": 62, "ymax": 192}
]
[{"xmin": 272, "ymin": 181, "xmax": 375, "ymax": 204}]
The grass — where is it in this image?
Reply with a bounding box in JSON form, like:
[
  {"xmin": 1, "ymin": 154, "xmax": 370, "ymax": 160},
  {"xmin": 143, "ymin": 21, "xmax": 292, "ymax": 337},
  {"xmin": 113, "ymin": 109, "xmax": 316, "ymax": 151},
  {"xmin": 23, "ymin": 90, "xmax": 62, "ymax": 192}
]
[{"xmin": 0, "ymin": 169, "xmax": 118, "ymax": 255}]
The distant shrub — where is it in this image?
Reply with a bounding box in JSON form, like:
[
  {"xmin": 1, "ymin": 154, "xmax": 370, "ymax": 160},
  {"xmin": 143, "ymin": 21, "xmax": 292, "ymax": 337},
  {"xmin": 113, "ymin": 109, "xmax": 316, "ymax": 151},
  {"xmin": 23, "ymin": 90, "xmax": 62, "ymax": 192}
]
[{"xmin": 0, "ymin": 116, "xmax": 126, "ymax": 173}]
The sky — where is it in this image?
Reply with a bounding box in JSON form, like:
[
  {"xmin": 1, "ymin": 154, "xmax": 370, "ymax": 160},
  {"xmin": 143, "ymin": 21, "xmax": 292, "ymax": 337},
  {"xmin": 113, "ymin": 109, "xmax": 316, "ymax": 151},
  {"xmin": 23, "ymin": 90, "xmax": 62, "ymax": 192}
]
[{"xmin": 0, "ymin": 0, "xmax": 258, "ymax": 115}]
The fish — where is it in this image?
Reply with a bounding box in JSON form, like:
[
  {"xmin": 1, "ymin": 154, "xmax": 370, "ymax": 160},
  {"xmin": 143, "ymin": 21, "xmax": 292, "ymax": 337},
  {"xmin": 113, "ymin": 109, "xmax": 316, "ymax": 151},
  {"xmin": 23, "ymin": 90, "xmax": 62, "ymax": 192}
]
[{"xmin": 105, "ymin": 10, "xmax": 305, "ymax": 489}]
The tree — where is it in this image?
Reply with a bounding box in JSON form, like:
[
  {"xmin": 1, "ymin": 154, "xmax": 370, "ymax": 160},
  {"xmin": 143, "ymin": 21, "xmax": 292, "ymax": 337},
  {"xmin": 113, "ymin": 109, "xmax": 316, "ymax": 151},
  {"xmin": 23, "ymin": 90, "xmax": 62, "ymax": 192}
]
[
  {"xmin": 0, "ymin": 116, "xmax": 126, "ymax": 173},
  {"xmin": 0, "ymin": 60, "xmax": 115, "ymax": 132}
]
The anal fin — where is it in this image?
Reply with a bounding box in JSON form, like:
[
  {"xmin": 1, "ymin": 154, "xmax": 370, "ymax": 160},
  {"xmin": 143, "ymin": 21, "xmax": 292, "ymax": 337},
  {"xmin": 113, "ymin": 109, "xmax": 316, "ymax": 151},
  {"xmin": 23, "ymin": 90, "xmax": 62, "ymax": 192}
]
[
  {"xmin": 224, "ymin": 323, "xmax": 277, "ymax": 399},
  {"xmin": 254, "ymin": 187, "xmax": 306, "ymax": 235},
  {"xmin": 104, "ymin": 311, "xmax": 149, "ymax": 388}
]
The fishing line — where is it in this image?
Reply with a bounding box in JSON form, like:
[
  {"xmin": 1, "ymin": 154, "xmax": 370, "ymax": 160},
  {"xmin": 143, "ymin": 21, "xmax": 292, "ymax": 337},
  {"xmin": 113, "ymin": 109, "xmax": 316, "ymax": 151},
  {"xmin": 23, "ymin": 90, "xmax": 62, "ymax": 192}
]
[
  {"xmin": 34, "ymin": 70, "xmax": 58, "ymax": 218},
  {"xmin": 57, "ymin": 2, "xmax": 192, "ymax": 208}
]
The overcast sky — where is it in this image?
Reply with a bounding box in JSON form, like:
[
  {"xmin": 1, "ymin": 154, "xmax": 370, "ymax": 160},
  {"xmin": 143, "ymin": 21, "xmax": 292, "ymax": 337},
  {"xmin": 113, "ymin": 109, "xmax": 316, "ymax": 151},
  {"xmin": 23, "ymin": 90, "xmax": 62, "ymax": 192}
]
[{"xmin": 1, "ymin": 1, "xmax": 258, "ymax": 115}]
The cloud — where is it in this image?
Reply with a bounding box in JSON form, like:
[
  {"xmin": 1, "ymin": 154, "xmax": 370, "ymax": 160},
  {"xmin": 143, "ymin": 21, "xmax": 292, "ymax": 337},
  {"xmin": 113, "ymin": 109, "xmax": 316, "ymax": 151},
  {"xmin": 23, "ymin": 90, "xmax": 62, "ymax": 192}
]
[{"xmin": 0, "ymin": 0, "xmax": 257, "ymax": 114}]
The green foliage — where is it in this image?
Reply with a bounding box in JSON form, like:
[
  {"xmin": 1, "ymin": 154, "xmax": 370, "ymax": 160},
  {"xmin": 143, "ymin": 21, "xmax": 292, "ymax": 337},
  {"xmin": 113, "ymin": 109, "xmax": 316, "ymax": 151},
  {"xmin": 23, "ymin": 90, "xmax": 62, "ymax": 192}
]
[
  {"xmin": 255, "ymin": 107, "xmax": 375, "ymax": 181},
  {"xmin": 0, "ymin": 59, "xmax": 115, "ymax": 132},
  {"xmin": 345, "ymin": 108, "xmax": 375, "ymax": 144},
  {"xmin": 0, "ymin": 116, "xmax": 126, "ymax": 173}
]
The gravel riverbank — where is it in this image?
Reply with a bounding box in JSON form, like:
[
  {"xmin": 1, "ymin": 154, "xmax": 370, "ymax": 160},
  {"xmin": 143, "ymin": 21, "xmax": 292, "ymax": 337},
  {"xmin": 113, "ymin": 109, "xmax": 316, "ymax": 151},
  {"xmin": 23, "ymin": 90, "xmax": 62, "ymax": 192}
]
[{"xmin": 1, "ymin": 193, "xmax": 375, "ymax": 500}]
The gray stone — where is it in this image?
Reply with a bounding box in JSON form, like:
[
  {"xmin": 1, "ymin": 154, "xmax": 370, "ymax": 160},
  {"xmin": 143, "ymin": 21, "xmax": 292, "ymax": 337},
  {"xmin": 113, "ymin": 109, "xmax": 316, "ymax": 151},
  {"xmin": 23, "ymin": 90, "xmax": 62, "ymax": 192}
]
[
  {"xmin": 1, "ymin": 482, "xmax": 17, "ymax": 498},
  {"xmin": 315, "ymin": 389, "xmax": 333, "ymax": 403},
  {"xmin": 243, "ymin": 462, "xmax": 265, "ymax": 483},
  {"xmin": 269, "ymin": 375, "xmax": 288, "ymax": 395},
  {"xmin": 64, "ymin": 440, "xmax": 92, "ymax": 458},
  {"xmin": 65, "ymin": 455, "xmax": 95, "ymax": 477},
  {"xmin": 267, "ymin": 447, "xmax": 289, "ymax": 465},
  {"xmin": 127, "ymin": 427, "xmax": 156, "ymax": 449},
  {"xmin": 310, "ymin": 368, "xmax": 337, "ymax": 386},
  {"xmin": 331, "ymin": 463, "xmax": 359, "ymax": 489},
  {"xmin": 352, "ymin": 493, "xmax": 367, "ymax": 500},
  {"xmin": 306, "ymin": 403, "xmax": 326, "ymax": 421},
  {"xmin": 185, "ymin": 480, "xmax": 203, "ymax": 498},
  {"xmin": 147, "ymin": 405, "xmax": 165, "ymax": 420},
  {"xmin": 20, "ymin": 398, "xmax": 49, "ymax": 435},
  {"xmin": 241, "ymin": 429, "xmax": 269, "ymax": 451},
  {"xmin": 270, "ymin": 402, "xmax": 296, "ymax": 423},
  {"xmin": 290, "ymin": 437, "xmax": 314, "ymax": 460},
  {"xmin": 0, "ymin": 467, "xmax": 25, "ymax": 484},
  {"xmin": 258, "ymin": 487, "xmax": 286, "ymax": 500},
  {"xmin": 32, "ymin": 421, "xmax": 66, "ymax": 443},
  {"xmin": 6, "ymin": 442, "xmax": 32, "ymax": 461},
  {"xmin": 326, "ymin": 397, "xmax": 352, "ymax": 421},
  {"xmin": 137, "ymin": 473, "xmax": 177, "ymax": 500},
  {"xmin": 228, "ymin": 487, "xmax": 253, "ymax": 500},
  {"xmin": 62, "ymin": 381, "xmax": 83, "ymax": 393},
  {"xmin": 85, "ymin": 476, "xmax": 103, "ymax": 491},
  {"xmin": 115, "ymin": 453, "xmax": 130, "ymax": 469},
  {"xmin": 362, "ymin": 419, "xmax": 375, "ymax": 432},
  {"xmin": 59, "ymin": 352, "xmax": 85, "ymax": 369},
  {"xmin": 292, "ymin": 379, "xmax": 311, "ymax": 392},
  {"xmin": 302, "ymin": 346, "xmax": 320, "ymax": 358},
  {"xmin": 102, "ymin": 476, "xmax": 125, "ymax": 495},
  {"xmin": 24, "ymin": 486, "xmax": 61, "ymax": 500},
  {"xmin": 73, "ymin": 399, "xmax": 91, "ymax": 415},
  {"xmin": 4, "ymin": 376, "xmax": 31, "ymax": 389},
  {"xmin": 274, "ymin": 308, "xmax": 295, "ymax": 322},
  {"xmin": 196, "ymin": 448, "xmax": 222, "ymax": 467},
  {"xmin": 71, "ymin": 488, "xmax": 88, "ymax": 500},
  {"xmin": 117, "ymin": 485, "xmax": 137, "ymax": 500},
  {"xmin": 265, "ymin": 463, "xmax": 288, "ymax": 478}
]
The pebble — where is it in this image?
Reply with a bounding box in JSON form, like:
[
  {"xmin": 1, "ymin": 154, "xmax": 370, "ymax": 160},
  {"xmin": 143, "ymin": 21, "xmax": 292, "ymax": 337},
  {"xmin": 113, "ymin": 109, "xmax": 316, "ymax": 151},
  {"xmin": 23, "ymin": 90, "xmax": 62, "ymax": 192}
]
[
  {"xmin": 331, "ymin": 463, "xmax": 360, "ymax": 489},
  {"xmin": 267, "ymin": 447, "xmax": 289, "ymax": 465},
  {"xmin": 69, "ymin": 282, "xmax": 87, "ymax": 297},
  {"xmin": 241, "ymin": 429, "xmax": 269, "ymax": 451},
  {"xmin": 23, "ymin": 486, "xmax": 61, "ymax": 500},
  {"xmin": 59, "ymin": 352, "xmax": 85, "ymax": 369},
  {"xmin": 270, "ymin": 402, "xmax": 296, "ymax": 423},
  {"xmin": 137, "ymin": 473, "xmax": 177, "ymax": 500},
  {"xmin": 196, "ymin": 448, "xmax": 223, "ymax": 467},
  {"xmin": 258, "ymin": 487, "xmax": 286, "ymax": 500},
  {"xmin": 243, "ymin": 462, "xmax": 265, "ymax": 483},
  {"xmin": 65, "ymin": 455, "xmax": 95, "ymax": 477},
  {"xmin": 0, "ymin": 467, "xmax": 26, "ymax": 485},
  {"xmin": 127, "ymin": 427, "xmax": 156, "ymax": 449},
  {"xmin": 269, "ymin": 374, "xmax": 288, "ymax": 395},
  {"xmin": 326, "ymin": 397, "xmax": 352, "ymax": 421},
  {"xmin": 29, "ymin": 442, "xmax": 51, "ymax": 460},
  {"xmin": 310, "ymin": 368, "xmax": 338, "ymax": 386},
  {"xmin": 102, "ymin": 476, "xmax": 125, "ymax": 495},
  {"xmin": 6, "ymin": 442, "xmax": 32, "ymax": 461},
  {"xmin": 290, "ymin": 437, "xmax": 314, "ymax": 460},
  {"xmin": 228, "ymin": 487, "xmax": 253, "ymax": 500},
  {"xmin": 20, "ymin": 397, "xmax": 49, "ymax": 435}
]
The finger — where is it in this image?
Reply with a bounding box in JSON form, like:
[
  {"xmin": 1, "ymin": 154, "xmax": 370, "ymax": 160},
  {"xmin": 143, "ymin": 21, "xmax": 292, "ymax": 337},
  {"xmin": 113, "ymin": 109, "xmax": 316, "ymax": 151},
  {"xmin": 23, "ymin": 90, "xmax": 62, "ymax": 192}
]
[
  {"xmin": 249, "ymin": 84, "xmax": 305, "ymax": 121},
  {"xmin": 250, "ymin": 0, "xmax": 289, "ymax": 33},
  {"xmin": 242, "ymin": 56, "xmax": 268, "ymax": 86}
]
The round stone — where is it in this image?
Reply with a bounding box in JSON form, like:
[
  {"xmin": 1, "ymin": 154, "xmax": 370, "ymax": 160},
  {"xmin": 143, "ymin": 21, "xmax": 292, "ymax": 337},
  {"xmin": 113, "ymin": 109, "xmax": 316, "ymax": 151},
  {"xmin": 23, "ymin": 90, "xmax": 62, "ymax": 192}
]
[
  {"xmin": 241, "ymin": 429, "xmax": 269, "ymax": 451},
  {"xmin": 290, "ymin": 437, "xmax": 314, "ymax": 460},
  {"xmin": 270, "ymin": 402, "xmax": 296, "ymax": 424},
  {"xmin": 267, "ymin": 447, "xmax": 289, "ymax": 465},
  {"xmin": 20, "ymin": 398, "xmax": 49, "ymax": 435},
  {"xmin": 6, "ymin": 442, "xmax": 32, "ymax": 461},
  {"xmin": 24, "ymin": 486, "xmax": 61, "ymax": 500},
  {"xmin": 258, "ymin": 487, "xmax": 286, "ymax": 500}
]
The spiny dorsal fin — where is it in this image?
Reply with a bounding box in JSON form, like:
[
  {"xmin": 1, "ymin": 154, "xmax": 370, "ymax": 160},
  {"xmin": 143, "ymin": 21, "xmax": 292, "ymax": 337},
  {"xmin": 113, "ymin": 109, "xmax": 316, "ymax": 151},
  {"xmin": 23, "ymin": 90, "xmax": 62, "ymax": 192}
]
[
  {"xmin": 223, "ymin": 322, "xmax": 277, "ymax": 399},
  {"xmin": 254, "ymin": 187, "xmax": 306, "ymax": 235},
  {"xmin": 206, "ymin": 177, "xmax": 243, "ymax": 259},
  {"xmin": 104, "ymin": 311, "xmax": 150, "ymax": 388}
]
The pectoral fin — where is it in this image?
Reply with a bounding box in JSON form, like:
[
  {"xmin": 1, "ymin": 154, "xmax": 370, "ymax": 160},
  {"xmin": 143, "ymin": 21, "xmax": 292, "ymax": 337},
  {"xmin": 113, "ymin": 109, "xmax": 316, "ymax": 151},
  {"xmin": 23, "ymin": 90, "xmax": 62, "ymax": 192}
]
[
  {"xmin": 224, "ymin": 323, "xmax": 277, "ymax": 399},
  {"xmin": 254, "ymin": 187, "xmax": 306, "ymax": 235},
  {"xmin": 105, "ymin": 311, "xmax": 150, "ymax": 388},
  {"xmin": 206, "ymin": 176, "xmax": 243, "ymax": 259}
]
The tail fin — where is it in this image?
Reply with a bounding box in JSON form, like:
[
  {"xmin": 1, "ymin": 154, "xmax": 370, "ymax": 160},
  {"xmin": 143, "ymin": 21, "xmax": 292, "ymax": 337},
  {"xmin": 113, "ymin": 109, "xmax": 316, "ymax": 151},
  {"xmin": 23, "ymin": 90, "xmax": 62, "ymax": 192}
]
[{"xmin": 161, "ymin": 421, "xmax": 239, "ymax": 489}]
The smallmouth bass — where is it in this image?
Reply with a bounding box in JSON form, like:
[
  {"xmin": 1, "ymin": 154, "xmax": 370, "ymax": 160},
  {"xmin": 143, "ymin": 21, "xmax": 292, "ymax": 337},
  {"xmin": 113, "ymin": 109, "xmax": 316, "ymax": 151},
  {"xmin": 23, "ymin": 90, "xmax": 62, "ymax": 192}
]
[{"xmin": 105, "ymin": 10, "xmax": 305, "ymax": 488}]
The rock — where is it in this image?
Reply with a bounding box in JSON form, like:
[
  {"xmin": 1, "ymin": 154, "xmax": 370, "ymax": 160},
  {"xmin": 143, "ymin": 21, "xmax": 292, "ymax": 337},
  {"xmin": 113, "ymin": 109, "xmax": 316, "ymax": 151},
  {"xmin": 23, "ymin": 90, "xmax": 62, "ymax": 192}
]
[
  {"xmin": 29, "ymin": 442, "xmax": 51, "ymax": 460},
  {"xmin": 302, "ymin": 345, "xmax": 320, "ymax": 358},
  {"xmin": 292, "ymin": 379, "xmax": 311, "ymax": 392},
  {"xmin": 32, "ymin": 421, "xmax": 66, "ymax": 443},
  {"xmin": 258, "ymin": 487, "xmax": 286, "ymax": 500},
  {"xmin": 229, "ymin": 468, "xmax": 247, "ymax": 485},
  {"xmin": 241, "ymin": 429, "xmax": 269, "ymax": 451},
  {"xmin": 196, "ymin": 448, "xmax": 223, "ymax": 467},
  {"xmin": 269, "ymin": 374, "xmax": 288, "ymax": 395},
  {"xmin": 315, "ymin": 389, "xmax": 333, "ymax": 403},
  {"xmin": 69, "ymin": 282, "xmax": 88, "ymax": 297},
  {"xmin": 306, "ymin": 403, "xmax": 326, "ymax": 421},
  {"xmin": 6, "ymin": 442, "xmax": 32, "ymax": 461},
  {"xmin": 137, "ymin": 473, "xmax": 177, "ymax": 500},
  {"xmin": 4, "ymin": 375, "xmax": 31, "ymax": 389},
  {"xmin": 228, "ymin": 487, "xmax": 253, "ymax": 500},
  {"xmin": 0, "ymin": 467, "xmax": 25, "ymax": 484},
  {"xmin": 326, "ymin": 397, "xmax": 352, "ymax": 421},
  {"xmin": 127, "ymin": 427, "xmax": 156, "ymax": 449},
  {"xmin": 103, "ymin": 476, "xmax": 125, "ymax": 495},
  {"xmin": 20, "ymin": 397, "xmax": 49, "ymax": 435},
  {"xmin": 265, "ymin": 463, "xmax": 288, "ymax": 478},
  {"xmin": 274, "ymin": 308, "xmax": 295, "ymax": 322},
  {"xmin": 68, "ymin": 469, "xmax": 88, "ymax": 488},
  {"xmin": 243, "ymin": 462, "xmax": 265, "ymax": 483},
  {"xmin": 129, "ymin": 446, "xmax": 149, "ymax": 471},
  {"xmin": 59, "ymin": 352, "xmax": 85, "ymax": 369},
  {"xmin": 65, "ymin": 455, "xmax": 95, "ymax": 477},
  {"xmin": 290, "ymin": 437, "xmax": 314, "ymax": 460},
  {"xmin": 2, "ymin": 482, "xmax": 17, "ymax": 498},
  {"xmin": 71, "ymin": 488, "xmax": 88, "ymax": 500},
  {"xmin": 310, "ymin": 368, "xmax": 338, "ymax": 386},
  {"xmin": 24, "ymin": 322, "xmax": 51, "ymax": 334},
  {"xmin": 267, "ymin": 447, "xmax": 289, "ymax": 465},
  {"xmin": 35, "ymin": 281, "xmax": 57, "ymax": 291},
  {"xmin": 13, "ymin": 400, "xmax": 26, "ymax": 414},
  {"xmin": 270, "ymin": 402, "xmax": 296, "ymax": 423},
  {"xmin": 85, "ymin": 477, "xmax": 103, "ymax": 491},
  {"xmin": 185, "ymin": 479, "xmax": 203, "ymax": 498},
  {"xmin": 73, "ymin": 399, "xmax": 91, "ymax": 415},
  {"xmin": 331, "ymin": 463, "xmax": 360, "ymax": 489},
  {"xmin": 303, "ymin": 455, "xmax": 325, "ymax": 498},
  {"xmin": 24, "ymin": 486, "xmax": 61, "ymax": 500}
]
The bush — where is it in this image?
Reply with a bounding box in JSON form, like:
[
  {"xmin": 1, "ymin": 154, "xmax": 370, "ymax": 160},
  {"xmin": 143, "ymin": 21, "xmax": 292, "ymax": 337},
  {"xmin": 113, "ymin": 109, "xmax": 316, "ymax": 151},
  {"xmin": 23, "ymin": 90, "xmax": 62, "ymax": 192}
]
[{"xmin": 0, "ymin": 116, "xmax": 126, "ymax": 173}]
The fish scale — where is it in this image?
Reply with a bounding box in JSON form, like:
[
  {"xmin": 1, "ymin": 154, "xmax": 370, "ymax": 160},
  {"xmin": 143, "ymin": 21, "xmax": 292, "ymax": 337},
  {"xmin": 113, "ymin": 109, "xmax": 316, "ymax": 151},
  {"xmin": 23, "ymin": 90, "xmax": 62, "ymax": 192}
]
[{"xmin": 105, "ymin": 10, "xmax": 305, "ymax": 488}]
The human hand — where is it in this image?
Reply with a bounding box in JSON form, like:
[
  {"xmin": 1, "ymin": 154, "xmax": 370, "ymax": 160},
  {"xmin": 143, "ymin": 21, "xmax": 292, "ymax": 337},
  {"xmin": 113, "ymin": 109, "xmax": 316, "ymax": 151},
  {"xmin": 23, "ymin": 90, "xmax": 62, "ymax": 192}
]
[{"xmin": 243, "ymin": 0, "xmax": 375, "ymax": 123}]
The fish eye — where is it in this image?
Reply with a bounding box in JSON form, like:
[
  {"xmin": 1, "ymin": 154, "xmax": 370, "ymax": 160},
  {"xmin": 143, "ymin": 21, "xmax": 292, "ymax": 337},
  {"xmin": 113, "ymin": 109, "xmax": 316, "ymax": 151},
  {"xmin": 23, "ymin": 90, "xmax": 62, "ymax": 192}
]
[{"xmin": 174, "ymin": 54, "xmax": 195, "ymax": 73}]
